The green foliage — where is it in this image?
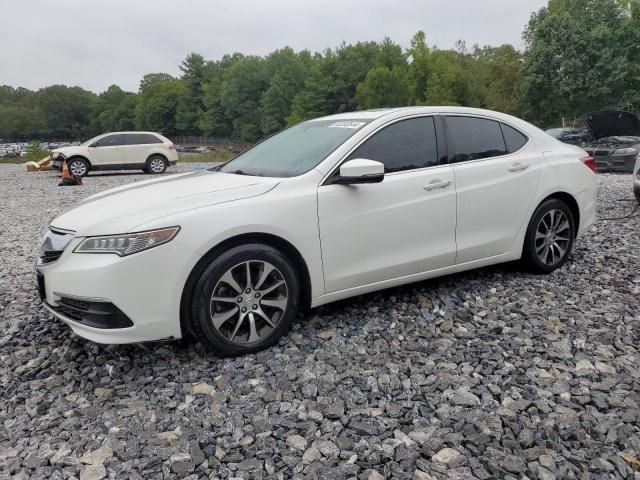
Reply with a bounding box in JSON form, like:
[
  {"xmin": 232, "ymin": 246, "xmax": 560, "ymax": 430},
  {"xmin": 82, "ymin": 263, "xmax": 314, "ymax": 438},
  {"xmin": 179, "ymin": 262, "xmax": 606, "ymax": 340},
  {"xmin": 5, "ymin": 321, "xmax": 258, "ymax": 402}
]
[
  {"xmin": 356, "ymin": 66, "xmax": 412, "ymax": 108},
  {"xmin": 1, "ymin": 8, "xmax": 639, "ymax": 142},
  {"xmin": 521, "ymin": 0, "xmax": 640, "ymax": 126},
  {"xmin": 23, "ymin": 141, "xmax": 49, "ymax": 161},
  {"xmin": 135, "ymin": 73, "xmax": 182, "ymax": 135}
]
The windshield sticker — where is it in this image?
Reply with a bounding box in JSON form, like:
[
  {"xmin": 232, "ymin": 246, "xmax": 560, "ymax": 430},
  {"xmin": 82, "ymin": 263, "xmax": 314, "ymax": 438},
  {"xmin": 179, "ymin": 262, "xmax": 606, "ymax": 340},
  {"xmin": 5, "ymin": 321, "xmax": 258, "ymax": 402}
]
[{"xmin": 329, "ymin": 121, "xmax": 366, "ymax": 129}]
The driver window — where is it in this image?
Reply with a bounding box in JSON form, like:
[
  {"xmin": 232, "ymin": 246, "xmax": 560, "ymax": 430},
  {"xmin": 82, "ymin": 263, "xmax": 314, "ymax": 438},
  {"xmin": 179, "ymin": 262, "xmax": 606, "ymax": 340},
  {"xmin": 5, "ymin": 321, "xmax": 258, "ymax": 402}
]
[{"xmin": 346, "ymin": 117, "xmax": 438, "ymax": 173}]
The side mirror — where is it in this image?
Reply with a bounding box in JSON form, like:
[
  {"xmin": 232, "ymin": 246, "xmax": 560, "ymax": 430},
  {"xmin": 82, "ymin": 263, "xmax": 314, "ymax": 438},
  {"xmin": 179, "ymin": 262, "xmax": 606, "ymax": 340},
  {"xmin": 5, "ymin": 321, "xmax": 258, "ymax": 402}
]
[
  {"xmin": 89, "ymin": 143, "xmax": 98, "ymax": 148},
  {"xmin": 332, "ymin": 158, "xmax": 384, "ymax": 185}
]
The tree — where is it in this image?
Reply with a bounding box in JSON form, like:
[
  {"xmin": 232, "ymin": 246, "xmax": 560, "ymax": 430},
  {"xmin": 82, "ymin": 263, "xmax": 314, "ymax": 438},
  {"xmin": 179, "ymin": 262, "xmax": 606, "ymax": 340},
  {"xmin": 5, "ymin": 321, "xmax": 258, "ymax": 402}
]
[
  {"xmin": 260, "ymin": 48, "xmax": 310, "ymax": 134},
  {"xmin": 219, "ymin": 56, "xmax": 267, "ymax": 141},
  {"xmin": 35, "ymin": 85, "xmax": 95, "ymax": 139},
  {"xmin": 407, "ymin": 31, "xmax": 431, "ymax": 104},
  {"xmin": 176, "ymin": 53, "xmax": 206, "ymax": 135},
  {"xmin": 356, "ymin": 66, "xmax": 412, "ymax": 108},
  {"xmin": 135, "ymin": 73, "xmax": 181, "ymax": 135},
  {"xmin": 92, "ymin": 85, "xmax": 137, "ymax": 133},
  {"xmin": 520, "ymin": 0, "xmax": 639, "ymax": 126}
]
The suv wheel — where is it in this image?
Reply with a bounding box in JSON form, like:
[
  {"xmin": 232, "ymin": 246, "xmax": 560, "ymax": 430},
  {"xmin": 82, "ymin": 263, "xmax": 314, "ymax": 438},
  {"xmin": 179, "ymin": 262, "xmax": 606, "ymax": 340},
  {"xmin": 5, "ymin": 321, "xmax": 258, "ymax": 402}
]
[
  {"xmin": 146, "ymin": 156, "xmax": 167, "ymax": 174},
  {"xmin": 68, "ymin": 158, "xmax": 89, "ymax": 177},
  {"xmin": 188, "ymin": 244, "xmax": 300, "ymax": 356},
  {"xmin": 522, "ymin": 198, "xmax": 575, "ymax": 273}
]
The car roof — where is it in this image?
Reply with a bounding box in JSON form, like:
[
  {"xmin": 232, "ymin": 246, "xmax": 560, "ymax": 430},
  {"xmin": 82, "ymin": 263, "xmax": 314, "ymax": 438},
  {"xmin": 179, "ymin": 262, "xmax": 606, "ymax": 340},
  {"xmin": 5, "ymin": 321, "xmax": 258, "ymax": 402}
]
[
  {"xmin": 101, "ymin": 131, "xmax": 163, "ymax": 135},
  {"xmin": 310, "ymin": 106, "xmax": 522, "ymax": 122}
]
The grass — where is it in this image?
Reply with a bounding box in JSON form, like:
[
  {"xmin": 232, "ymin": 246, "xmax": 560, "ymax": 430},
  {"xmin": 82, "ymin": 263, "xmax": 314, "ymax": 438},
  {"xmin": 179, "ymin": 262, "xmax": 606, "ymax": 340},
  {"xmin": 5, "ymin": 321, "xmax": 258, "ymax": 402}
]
[
  {"xmin": 0, "ymin": 153, "xmax": 50, "ymax": 164},
  {"xmin": 178, "ymin": 150, "xmax": 234, "ymax": 163}
]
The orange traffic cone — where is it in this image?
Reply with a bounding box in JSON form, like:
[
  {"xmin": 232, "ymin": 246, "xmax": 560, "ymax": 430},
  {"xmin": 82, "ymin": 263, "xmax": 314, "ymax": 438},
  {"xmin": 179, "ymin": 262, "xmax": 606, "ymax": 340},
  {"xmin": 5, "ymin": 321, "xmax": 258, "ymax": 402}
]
[{"xmin": 58, "ymin": 159, "xmax": 82, "ymax": 186}]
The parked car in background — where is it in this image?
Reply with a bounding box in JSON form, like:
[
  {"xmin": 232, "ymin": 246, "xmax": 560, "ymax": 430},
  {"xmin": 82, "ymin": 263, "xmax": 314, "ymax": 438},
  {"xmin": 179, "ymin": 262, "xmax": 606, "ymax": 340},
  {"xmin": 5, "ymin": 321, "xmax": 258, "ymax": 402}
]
[
  {"xmin": 545, "ymin": 127, "xmax": 592, "ymax": 146},
  {"xmin": 580, "ymin": 111, "xmax": 640, "ymax": 173},
  {"xmin": 37, "ymin": 107, "xmax": 597, "ymax": 355},
  {"xmin": 50, "ymin": 131, "xmax": 178, "ymax": 176}
]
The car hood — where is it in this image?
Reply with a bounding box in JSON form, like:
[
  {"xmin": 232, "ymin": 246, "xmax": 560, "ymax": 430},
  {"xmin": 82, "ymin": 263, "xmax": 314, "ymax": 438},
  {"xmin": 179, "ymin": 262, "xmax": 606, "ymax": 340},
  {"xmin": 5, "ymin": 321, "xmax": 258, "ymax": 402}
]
[
  {"xmin": 51, "ymin": 146, "xmax": 87, "ymax": 157},
  {"xmin": 585, "ymin": 135, "xmax": 640, "ymax": 148},
  {"xmin": 585, "ymin": 110, "xmax": 640, "ymax": 139},
  {"xmin": 51, "ymin": 171, "xmax": 279, "ymax": 235}
]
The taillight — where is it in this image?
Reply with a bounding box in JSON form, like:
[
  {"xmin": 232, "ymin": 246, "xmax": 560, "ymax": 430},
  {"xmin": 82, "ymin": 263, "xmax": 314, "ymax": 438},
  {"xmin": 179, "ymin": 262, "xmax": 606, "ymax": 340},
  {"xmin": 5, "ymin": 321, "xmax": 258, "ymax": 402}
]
[
  {"xmin": 580, "ymin": 156, "xmax": 596, "ymax": 172},
  {"xmin": 168, "ymin": 143, "xmax": 176, "ymax": 150}
]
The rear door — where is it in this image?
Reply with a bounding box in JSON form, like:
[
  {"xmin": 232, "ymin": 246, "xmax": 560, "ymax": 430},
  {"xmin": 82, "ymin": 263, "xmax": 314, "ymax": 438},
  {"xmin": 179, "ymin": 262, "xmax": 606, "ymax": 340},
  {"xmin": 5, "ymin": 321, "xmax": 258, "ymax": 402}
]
[
  {"xmin": 123, "ymin": 133, "xmax": 163, "ymax": 167},
  {"xmin": 317, "ymin": 116, "xmax": 457, "ymax": 293},
  {"xmin": 445, "ymin": 116, "xmax": 540, "ymax": 264},
  {"xmin": 88, "ymin": 134, "xmax": 126, "ymax": 168}
]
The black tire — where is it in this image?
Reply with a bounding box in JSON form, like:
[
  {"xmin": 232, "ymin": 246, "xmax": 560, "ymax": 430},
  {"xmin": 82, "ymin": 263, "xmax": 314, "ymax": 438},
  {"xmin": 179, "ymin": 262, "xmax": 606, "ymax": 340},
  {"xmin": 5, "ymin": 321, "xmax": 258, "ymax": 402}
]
[
  {"xmin": 145, "ymin": 155, "xmax": 167, "ymax": 174},
  {"xmin": 522, "ymin": 198, "xmax": 575, "ymax": 274},
  {"xmin": 188, "ymin": 244, "xmax": 300, "ymax": 356},
  {"xmin": 67, "ymin": 158, "xmax": 90, "ymax": 177}
]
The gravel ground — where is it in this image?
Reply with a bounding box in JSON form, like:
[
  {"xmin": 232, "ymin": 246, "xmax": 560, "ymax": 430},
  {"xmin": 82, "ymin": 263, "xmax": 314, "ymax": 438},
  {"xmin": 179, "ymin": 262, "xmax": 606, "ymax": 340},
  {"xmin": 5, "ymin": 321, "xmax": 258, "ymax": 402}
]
[{"xmin": 1, "ymin": 163, "xmax": 639, "ymax": 480}]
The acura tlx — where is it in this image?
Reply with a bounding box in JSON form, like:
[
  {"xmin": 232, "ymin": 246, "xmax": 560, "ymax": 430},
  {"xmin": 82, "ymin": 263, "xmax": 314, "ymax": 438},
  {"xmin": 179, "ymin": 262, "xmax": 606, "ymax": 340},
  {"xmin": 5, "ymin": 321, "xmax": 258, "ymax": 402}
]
[{"xmin": 36, "ymin": 107, "xmax": 598, "ymax": 356}]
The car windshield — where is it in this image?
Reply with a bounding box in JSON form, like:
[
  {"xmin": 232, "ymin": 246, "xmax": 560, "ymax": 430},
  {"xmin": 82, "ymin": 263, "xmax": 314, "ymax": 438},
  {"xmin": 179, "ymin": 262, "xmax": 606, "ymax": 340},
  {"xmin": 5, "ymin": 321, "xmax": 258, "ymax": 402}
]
[
  {"xmin": 80, "ymin": 135, "xmax": 102, "ymax": 146},
  {"xmin": 218, "ymin": 119, "xmax": 370, "ymax": 177}
]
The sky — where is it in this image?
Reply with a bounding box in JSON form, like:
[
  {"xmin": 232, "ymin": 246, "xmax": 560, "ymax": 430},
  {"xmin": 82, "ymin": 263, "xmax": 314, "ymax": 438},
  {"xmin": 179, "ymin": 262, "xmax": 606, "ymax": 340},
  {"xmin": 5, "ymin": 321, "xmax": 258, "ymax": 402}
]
[{"xmin": 1, "ymin": 0, "xmax": 547, "ymax": 93}]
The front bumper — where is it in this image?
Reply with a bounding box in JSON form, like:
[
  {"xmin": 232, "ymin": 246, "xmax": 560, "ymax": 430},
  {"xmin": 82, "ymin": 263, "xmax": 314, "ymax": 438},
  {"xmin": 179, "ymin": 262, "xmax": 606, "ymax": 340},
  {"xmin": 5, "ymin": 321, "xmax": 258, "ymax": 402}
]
[{"xmin": 36, "ymin": 236, "xmax": 199, "ymax": 344}]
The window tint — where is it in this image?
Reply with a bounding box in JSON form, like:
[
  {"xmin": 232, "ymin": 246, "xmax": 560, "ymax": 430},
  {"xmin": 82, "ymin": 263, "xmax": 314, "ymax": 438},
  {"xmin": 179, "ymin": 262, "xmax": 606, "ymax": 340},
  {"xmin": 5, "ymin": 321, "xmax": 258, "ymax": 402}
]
[
  {"xmin": 346, "ymin": 117, "xmax": 438, "ymax": 173},
  {"xmin": 125, "ymin": 133, "xmax": 163, "ymax": 145},
  {"xmin": 95, "ymin": 134, "xmax": 126, "ymax": 147},
  {"xmin": 501, "ymin": 123, "xmax": 528, "ymax": 153},
  {"xmin": 446, "ymin": 116, "xmax": 507, "ymax": 162}
]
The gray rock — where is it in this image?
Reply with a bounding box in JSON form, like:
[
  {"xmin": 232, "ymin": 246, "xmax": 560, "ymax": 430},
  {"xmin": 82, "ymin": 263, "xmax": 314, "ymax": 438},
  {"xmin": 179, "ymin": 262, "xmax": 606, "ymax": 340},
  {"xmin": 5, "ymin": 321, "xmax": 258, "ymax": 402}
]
[{"xmin": 169, "ymin": 453, "xmax": 194, "ymax": 475}]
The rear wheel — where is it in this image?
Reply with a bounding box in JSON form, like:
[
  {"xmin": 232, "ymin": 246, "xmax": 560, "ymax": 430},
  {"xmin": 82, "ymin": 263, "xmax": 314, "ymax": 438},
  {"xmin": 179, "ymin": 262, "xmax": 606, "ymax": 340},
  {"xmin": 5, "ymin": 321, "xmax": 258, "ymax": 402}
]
[
  {"xmin": 188, "ymin": 244, "xmax": 300, "ymax": 356},
  {"xmin": 68, "ymin": 158, "xmax": 89, "ymax": 177},
  {"xmin": 522, "ymin": 198, "xmax": 575, "ymax": 273},
  {"xmin": 145, "ymin": 155, "xmax": 167, "ymax": 174}
]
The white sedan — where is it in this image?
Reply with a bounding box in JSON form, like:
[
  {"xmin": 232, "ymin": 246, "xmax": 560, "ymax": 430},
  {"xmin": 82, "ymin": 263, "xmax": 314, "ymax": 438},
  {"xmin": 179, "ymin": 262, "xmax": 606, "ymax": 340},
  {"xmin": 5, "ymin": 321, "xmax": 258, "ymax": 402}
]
[{"xmin": 37, "ymin": 107, "xmax": 598, "ymax": 355}]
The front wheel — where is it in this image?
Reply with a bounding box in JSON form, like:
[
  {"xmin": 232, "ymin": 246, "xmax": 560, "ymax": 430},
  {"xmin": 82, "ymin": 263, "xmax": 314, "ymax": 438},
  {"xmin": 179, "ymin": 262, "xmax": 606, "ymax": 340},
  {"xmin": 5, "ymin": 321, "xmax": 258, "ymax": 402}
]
[
  {"xmin": 145, "ymin": 155, "xmax": 167, "ymax": 174},
  {"xmin": 522, "ymin": 198, "xmax": 575, "ymax": 274},
  {"xmin": 188, "ymin": 244, "xmax": 300, "ymax": 356},
  {"xmin": 68, "ymin": 158, "xmax": 89, "ymax": 177}
]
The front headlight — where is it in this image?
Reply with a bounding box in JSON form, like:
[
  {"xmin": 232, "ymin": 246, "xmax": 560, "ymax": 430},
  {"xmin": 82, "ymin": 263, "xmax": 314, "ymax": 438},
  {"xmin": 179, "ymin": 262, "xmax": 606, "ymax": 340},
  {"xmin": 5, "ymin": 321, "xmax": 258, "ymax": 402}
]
[
  {"xmin": 74, "ymin": 226, "xmax": 180, "ymax": 256},
  {"xmin": 613, "ymin": 147, "xmax": 637, "ymax": 155}
]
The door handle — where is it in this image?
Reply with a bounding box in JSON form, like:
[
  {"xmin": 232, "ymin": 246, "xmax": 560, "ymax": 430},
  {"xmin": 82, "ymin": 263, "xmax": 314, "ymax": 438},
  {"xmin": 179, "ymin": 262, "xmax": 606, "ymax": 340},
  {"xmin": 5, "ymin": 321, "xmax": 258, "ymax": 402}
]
[
  {"xmin": 423, "ymin": 179, "xmax": 451, "ymax": 191},
  {"xmin": 508, "ymin": 162, "xmax": 529, "ymax": 172}
]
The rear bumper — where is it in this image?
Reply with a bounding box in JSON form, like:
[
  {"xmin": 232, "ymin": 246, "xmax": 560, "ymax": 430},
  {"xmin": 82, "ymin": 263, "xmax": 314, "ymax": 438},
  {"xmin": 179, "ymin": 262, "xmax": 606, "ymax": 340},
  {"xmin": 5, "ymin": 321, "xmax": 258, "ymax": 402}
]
[{"xmin": 576, "ymin": 185, "xmax": 597, "ymax": 238}]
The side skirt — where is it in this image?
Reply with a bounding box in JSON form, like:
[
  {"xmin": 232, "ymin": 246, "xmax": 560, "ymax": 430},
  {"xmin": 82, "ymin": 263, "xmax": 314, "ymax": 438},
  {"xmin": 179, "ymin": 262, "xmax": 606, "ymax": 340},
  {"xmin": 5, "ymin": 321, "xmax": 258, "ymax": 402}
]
[{"xmin": 309, "ymin": 252, "xmax": 520, "ymax": 308}]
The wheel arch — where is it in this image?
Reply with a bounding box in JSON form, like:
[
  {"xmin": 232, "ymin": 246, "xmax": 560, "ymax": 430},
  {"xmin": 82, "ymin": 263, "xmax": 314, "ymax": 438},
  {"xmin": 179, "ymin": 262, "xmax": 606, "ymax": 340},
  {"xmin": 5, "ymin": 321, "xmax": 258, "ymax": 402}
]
[
  {"xmin": 67, "ymin": 155, "xmax": 91, "ymax": 167},
  {"xmin": 179, "ymin": 232, "xmax": 313, "ymax": 338},
  {"xmin": 147, "ymin": 152, "xmax": 168, "ymax": 163},
  {"xmin": 537, "ymin": 191, "xmax": 580, "ymax": 237}
]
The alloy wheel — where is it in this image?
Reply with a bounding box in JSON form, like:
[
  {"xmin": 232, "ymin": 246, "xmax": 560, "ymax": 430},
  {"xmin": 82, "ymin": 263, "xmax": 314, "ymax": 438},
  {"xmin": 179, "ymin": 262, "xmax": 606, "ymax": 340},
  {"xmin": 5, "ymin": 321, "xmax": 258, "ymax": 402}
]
[
  {"xmin": 209, "ymin": 260, "xmax": 288, "ymax": 344},
  {"xmin": 69, "ymin": 160, "xmax": 87, "ymax": 176},
  {"xmin": 150, "ymin": 158, "xmax": 165, "ymax": 173},
  {"xmin": 535, "ymin": 209, "xmax": 570, "ymax": 266}
]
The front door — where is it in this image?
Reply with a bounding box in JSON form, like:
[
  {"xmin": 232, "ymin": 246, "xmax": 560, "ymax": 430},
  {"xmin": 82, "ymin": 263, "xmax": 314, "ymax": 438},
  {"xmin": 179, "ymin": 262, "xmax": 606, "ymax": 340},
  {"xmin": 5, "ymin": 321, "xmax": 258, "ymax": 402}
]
[
  {"xmin": 89, "ymin": 134, "xmax": 125, "ymax": 168},
  {"xmin": 317, "ymin": 116, "xmax": 457, "ymax": 293}
]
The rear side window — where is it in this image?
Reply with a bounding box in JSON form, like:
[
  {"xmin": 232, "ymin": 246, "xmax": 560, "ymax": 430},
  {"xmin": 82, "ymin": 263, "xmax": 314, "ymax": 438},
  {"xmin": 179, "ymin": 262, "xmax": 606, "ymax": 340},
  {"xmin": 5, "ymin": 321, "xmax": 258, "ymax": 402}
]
[
  {"xmin": 125, "ymin": 134, "xmax": 163, "ymax": 145},
  {"xmin": 446, "ymin": 116, "xmax": 507, "ymax": 162},
  {"xmin": 346, "ymin": 117, "xmax": 438, "ymax": 173},
  {"xmin": 501, "ymin": 124, "xmax": 528, "ymax": 153}
]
